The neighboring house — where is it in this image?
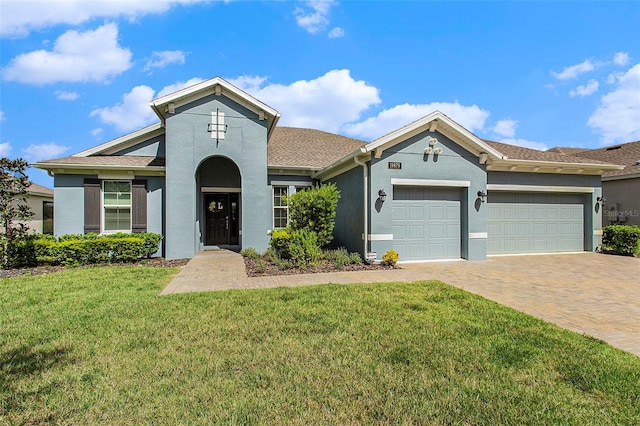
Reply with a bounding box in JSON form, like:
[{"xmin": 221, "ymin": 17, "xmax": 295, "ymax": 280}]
[
  {"xmin": 26, "ymin": 183, "xmax": 54, "ymax": 234},
  {"xmin": 34, "ymin": 77, "xmax": 622, "ymax": 262},
  {"xmin": 548, "ymin": 142, "xmax": 640, "ymax": 227}
]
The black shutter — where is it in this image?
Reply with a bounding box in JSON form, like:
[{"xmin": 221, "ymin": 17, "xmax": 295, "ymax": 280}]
[
  {"xmin": 132, "ymin": 179, "xmax": 147, "ymax": 233},
  {"xmin": 84, "ymin": 179, "xmax": 101, "ymax": 234}
]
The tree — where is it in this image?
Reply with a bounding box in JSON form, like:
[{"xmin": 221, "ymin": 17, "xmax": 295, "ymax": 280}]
[
  {"xmin": 287, "ymin": 183, "xmax": 340, "ymax": 247},
  {"xmin": 0, "ymin": 158, "xmax": 34, "ymax": 268}
]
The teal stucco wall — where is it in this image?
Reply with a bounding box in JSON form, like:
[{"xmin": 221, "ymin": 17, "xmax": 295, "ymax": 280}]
[
  {"xmin": 368, "ymin": 130, "xmax": 488, "ymax": 261},
  {"xmin": 164, "ymin": 94, "xmax": 272, "ymax": 259},
  {"xmin": 329, "ymin": 165, "xmax": 365, "ymax": 255}
]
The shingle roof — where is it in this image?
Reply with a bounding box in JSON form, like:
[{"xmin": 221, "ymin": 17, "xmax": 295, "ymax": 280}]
[
  {"xmin": 36, "ymin": 156, "xmax": 166, "ymax": 168},
  {"xmin": 483, "ymin": 140, "xmax": 613, "ymax": 165},
  {"xmin": 546, "ymin": 147, "xmax": 589, "ymax": 155},
  {"xmin": 570, "ymin": 140, "xmax": 640, "ymax": 178},
  {"xmin": 28, "ymin": 183, "xmax": 53, "ymax": 197},
  {"xmin": 267, "ymin": 127, "xmax": 366, "ymax": 169}
]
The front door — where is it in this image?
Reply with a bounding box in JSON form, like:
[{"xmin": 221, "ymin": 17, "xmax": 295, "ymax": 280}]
[{"xmin": 205, "ymin": 193, "xmax": 239, "ymax": 246}]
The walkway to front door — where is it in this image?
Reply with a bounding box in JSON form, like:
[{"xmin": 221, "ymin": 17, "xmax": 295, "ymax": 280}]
[{"xmin": 161, "ymin": 251, "xmax": 640, "ymax": 357}]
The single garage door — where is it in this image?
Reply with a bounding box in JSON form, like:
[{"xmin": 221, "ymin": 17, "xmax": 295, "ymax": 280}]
[
  {"xmin": 392, "ymin": 186, "xmax": 462, "ymax": 261},
  {"xmin": 487, "ymin": 192, "xmax": 585, "ymax": 255}
]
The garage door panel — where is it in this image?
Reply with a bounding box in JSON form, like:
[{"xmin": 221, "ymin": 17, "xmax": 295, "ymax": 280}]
[
  {"xmin": 488, "ymin": 192, "xmax": 584, "ymax": 255},
  {"xmin": 392, "ymin": 186, "xmax": 461, "ymax": 261}
]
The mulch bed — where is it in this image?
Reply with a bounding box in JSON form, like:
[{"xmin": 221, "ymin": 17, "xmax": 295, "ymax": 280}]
[
  {"xmin": 0, "ymin": 257, "xmax": 190, "ymax": 279},
  {"xmin": 243, "ymin": 257, "xmax": 396, "ymax": 277}
]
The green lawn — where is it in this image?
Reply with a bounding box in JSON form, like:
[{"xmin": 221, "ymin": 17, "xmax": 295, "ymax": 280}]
[{"xmin": 1, "ymin": 267, "xmax": 639, "ymax": 425}]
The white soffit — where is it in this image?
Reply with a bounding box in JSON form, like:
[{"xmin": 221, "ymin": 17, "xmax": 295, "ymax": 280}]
[{"xmin": 487, "ymin": 184, "xmax": 595, "ymax": 193}]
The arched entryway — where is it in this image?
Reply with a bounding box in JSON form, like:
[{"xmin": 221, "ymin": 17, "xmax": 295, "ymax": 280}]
[{"xmin": 196, "ymin": 156, "xmax": 242, "ymax": 248}]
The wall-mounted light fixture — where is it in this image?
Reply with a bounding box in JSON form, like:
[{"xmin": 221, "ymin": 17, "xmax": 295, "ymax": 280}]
[
  {"xmin": 378, "ymin": 189, "xmax": 387, "ymax": 202},
  {"xmin": 434, "ymin": 147, "xmax": 443, "ymax": 155},
  {"xmin": 424, "ymin": 147, "xmax": 434, "ymax": 155},
  {"xmin": 597, "ymin": 196, "xmax": 606, "ymax": 207},
  {"xmin": 477, "ymin": 190, "xmax": 487, "ymax": 203}
]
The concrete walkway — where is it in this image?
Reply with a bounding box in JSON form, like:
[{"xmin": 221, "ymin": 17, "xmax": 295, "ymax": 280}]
[{"xmin": 161, "ymin": 250, "xmax": 640, "ymax": 356}]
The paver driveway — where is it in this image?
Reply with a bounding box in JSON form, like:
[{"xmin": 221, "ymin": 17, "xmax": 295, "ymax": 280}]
[{"xmin": 162, "ymin": 251, "xmax": 640, "ymax": 356}]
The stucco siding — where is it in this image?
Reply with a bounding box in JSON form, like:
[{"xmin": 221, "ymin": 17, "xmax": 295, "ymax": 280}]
[
  {"xmin": 24, "ymin": 194, "xmax": 53, "ymax": 234},
  {"xmin": 114, "ymin": 134, "xmax": 166, "ymax": 157},
  {"xmin": 164, "ymin": 94, "xmax": 271, "ymax": 259},
  {"xmin": 369, "ymin": 130, "xmax": 487, "ymax": 261},
  {"xmin": 329, "ymin": 165, "xmax": 364, "ymax": 255},
  {"xmin": 53, "ymin": 174, "xmax": 87, "ymax": 235},
  {"xmin": 602, "ymin": 178, "xmax": 640, "ymax": 227}
]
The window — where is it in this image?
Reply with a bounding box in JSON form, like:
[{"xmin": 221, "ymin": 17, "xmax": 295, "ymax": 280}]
[
  {"xmin": 273, "ymin": 186, "xmax": 288, "ymax": 228},
  {"xmin": 42, "ymin": 201, "xmax": 54, "ymax": 235},
  {"xmin": 103, "ymin": 181, "xmax": 131, "ymax": 232}
]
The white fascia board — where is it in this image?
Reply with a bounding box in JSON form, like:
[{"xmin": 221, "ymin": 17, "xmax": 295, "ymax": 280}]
[
  {"xmin": 72, "ymin": 123, "xmax": 164, "ymax": 157},
  {"xmin": 391, "ymin": 178, "xmax": 471, "ymax": 187},
  {"xmin": 602, "ymin": 173, "xmax": 640, "ymax": 181},
  {"xmin": 32, "ymin": 162, "xmax": 165, "ymax": 174},
  {"xmin": 487, "ymin": 184, "xmax": 595, "ymax": 193},
  {"xmin": 492, "ymin": 158, "xmax": 623, "ymax": 171},
  {"xmin": 150, "ymin": 76, "xmax": 279, "ymax": 122},
  {"xmin": 362, "ymin": 111, "xmax": 504, "ymax": 161},
  {"xmin": 313, "ymin": 152, "xmax": 370, "ymax": 181}
]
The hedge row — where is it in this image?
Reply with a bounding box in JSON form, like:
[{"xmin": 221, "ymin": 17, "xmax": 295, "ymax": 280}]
[
  {"xmin": 5, "ymin": 232, "xmax": 163, "ymax": 268},
  {"xmin": 602, "ymin": 225, "xmax": 640, "ymax": 256}
]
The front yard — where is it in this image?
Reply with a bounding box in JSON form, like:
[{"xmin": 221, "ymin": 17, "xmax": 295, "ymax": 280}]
[{"xmin": 1, "ymin": 266, "xmax": 639, "ymax": 424}]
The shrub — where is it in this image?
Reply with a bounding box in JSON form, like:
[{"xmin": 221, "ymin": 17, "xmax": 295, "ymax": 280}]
[
  {"xmin": 382, "ymin": 249, "xmax": 399, "ymax": 266},
  {"xmin": 325, "ymin": 247, "xmax": 351, "ymax": 269},
  {"xmin": 270, "ymin": 228, "xmax": 293, "ymax": 259},
  {"xmin": 288, "ymin": 229, "xmax": 322, "ymax": 268},
  {"xmin": 287, "ymin": 183, "xmax": 340, "ymax": 247},
  {"xmin": 240, "ymin": 247, "xmax": 261, "ymax": 259},
  {"xmin": 349, "ymin": 252, "xmax": 363, "ymax": 265},
  {"xmin": 254, "ymin": 259, "xmax": 266, "ymax": 273},
  {"xmin": 602, "ymin": 225, "xmax": 640, "ymax": 256},
  {"xmin": 5, "ymin": 236, "xmax": 37, "ymax": 268}
]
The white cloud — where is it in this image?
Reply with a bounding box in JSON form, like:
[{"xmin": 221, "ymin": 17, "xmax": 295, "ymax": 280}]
[
  {"xmin": 0, "ymin": 0, "xmax": 216, "ymax": 37},
  {"xmin": 55, "ymin": 90, "xmax": 79, "ymax": 101},
  {"xmin": 588, "ymin": 64, "xmax": 640, "ymax": 144},
  {"xmin": 2, "ymin": 23, "xmax": 132, "ymax": 84},
  {"xmin": 492, "ymin": 119, "xmax": 518, "ymax": 138},
  {"xmin": 551, "ymin": 59, "xmax": 595, "ymax": 80},
  {"xmin": 232, "ymin": 69, "xmax": 381, "ymax": 133},
  {"xmin": 343, "ymin": 102, "xmax": 490, "ymax": 140},
  {"xmin": 23, "ymin": 142, "xmax": 70, "ymax": 162},
  {"xmin": 91, "ymin": 128, "xmax": 103, "ymax": 137},
  {"xmin": 499, "ymin": 138, "xmax": 549, "ymax": 152},
  {"xmin": 328, "ymin": 27, "xmax": 344, "ymax": 38},
  {"xmin": 0, "ymin": 111, "xmax": 4, "ymax": 121},
  {"xmin": 569, "ymin": 79, "xmax": 599, "ymax": 97},
  {"xmin": 144, "ymin": 50, "xmax": 186, "ymax": 71},
  {"xmin": 606, "ymin": 72, "xmax": 623, "ymax": 84},
  {"xmin": 90, "ymin": 85, "xmax": 157, "ymax": 132},
  {"xmin": 156, "ymin": 77, "xmax": 204, "ymax": 98},
  {"xmin": 613, "ymin": 52, "xmax": 630, "ymax": 66},
  {"xmin": 295, "ymin": 0, "xmax": 336, "ymax": 34},
  {"xmin": 0, "ymin": 142, "xmax": 11, "ymax": 157},
  {"xmin": 226, "ymin": 75, "xmax": 267, "ymax": 93}
]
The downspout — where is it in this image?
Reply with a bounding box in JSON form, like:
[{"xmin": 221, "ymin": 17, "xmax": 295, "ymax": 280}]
[{"xmin": 354, "ymin": 156, "xmax": 368, "ymax": 256}]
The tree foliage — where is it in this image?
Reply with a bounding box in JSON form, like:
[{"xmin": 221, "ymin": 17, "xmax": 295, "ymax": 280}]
[
  {"xmin": 1, "ymin": 158, "xmax": 34, "ymax": 268},
  {"xmin": 287, "ymin": 183, "xmax": 340, "ymax": 247}
]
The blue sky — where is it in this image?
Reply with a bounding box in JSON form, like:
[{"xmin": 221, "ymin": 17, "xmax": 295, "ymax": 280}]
[{"xmin": 1, "ymin": 0, "xmax": 639, "ymax": 187}]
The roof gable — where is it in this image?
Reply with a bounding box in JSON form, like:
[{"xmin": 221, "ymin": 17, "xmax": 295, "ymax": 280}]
[
  {"xmin": 72, "ymin": 123, "xmax": 164, "ymax": 157},
  {"xmin": 571, "ymin": 140, "xmax": 640, "ymax": 179},
  {"xmin": 362, "ymin": 111, "xmax": 504, "ymax": 161},
  {"xmin": 149, "ymin": 77, "xmax": 281, "ymax": 139}
]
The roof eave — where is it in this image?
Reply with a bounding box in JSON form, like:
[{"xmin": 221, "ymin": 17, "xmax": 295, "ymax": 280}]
[{"xmin": 72, "ymin": 123, "xmax": 164, "ymax": 157}]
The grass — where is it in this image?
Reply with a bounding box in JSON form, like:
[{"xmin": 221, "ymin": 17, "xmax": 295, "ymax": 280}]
[{"xmin": 2, "ymin": 267, "xmax": 639, "ymax": 424}]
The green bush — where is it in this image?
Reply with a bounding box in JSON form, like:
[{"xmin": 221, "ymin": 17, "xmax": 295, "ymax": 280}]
[
  {"xmin": 289, "ymin": 229, "xmax": 322, "ymax": 268},
  {"xmin": 325, "ymin": 247, "xmax": 351, "ymax": 269},
  {"xmin": 270, "ymin": 228, "xmax": 293, "ymax": 259},
  {"xmin": 240, "ymin": 247, "xmax": 261, "ymax": 259},
  {"xmin": 287, "ymin": 183, "xmax": 340, "ymax": 247},
  {"xmin": 349, "ymin": 252, "xmax": 363, "ymax": 265},
  {"xmin": 382, "ymin": 249, "xmax": 399, "ymax": 266},
  {"xmin": 602, "ymin": 225, "xmax": 640, "ymax": 256},
  {"xmin": 5, "ymin": 236, "xmax": 37, "ymax": 268},
  {"xmin": 32, "ymin": 232, "xmax": 163, "ymax": 266}
]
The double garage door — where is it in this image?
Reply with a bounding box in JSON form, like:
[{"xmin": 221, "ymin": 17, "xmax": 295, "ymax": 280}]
[
  {"xmin": 487, "ymin": 192, "xmax": 585, "ymax": 255},
  {"xmin": 391, "ymin": 187, "xmax": 587, "ymax": 261},
  {"xmin": 392, "ymin": 186, "xmax": 461, "ymax": 261}
]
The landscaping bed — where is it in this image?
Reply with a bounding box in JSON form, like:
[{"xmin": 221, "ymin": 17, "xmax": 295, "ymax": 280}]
[
  {"xmin": 0, "ymin": 257, "xmax": 189, "ymax": 279},
  {"xmin": 243, "ymin": 255, "xmax": 394, "ymax": 277}
]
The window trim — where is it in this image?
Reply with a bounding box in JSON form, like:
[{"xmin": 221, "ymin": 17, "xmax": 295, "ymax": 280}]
[
  {"xmin": 272, "ymin": 185, "xmax": 289, "ymax": 229},
  {"xmin": 102, "ymin": 180, "xmax": 132, "ymax": 234}
]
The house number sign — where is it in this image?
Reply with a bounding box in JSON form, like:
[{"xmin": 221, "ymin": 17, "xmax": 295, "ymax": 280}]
[{"xmin": 388, "ymin": 161, "xmax": 402, "ymax": 169}]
